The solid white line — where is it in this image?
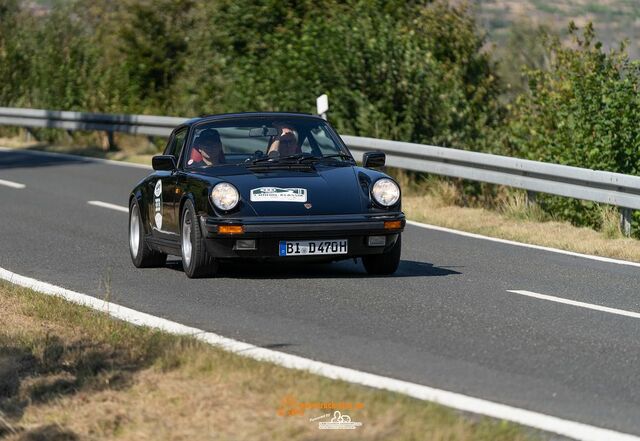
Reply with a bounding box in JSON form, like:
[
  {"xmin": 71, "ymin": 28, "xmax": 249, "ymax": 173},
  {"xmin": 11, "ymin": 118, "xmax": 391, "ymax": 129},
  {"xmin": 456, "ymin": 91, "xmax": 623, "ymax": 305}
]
[
  {"xmin": 508, "ymin": 290, "xmax": 640, "ymax": 320},
  {"xmin": 0, "ymin": 146, "xmax": 151, "ymax": 169},
  {"xmin": 0, "ymin": 267, "xmax": 637, "ymax": 441},
  {"xmin": 87, "ymin": 200, "xmax": 128, "ymax": 213},
  {"xmin": 0, "ymin": 178, "xmax": 26, "ymax": 189},
  {"xmin": 407, "ymin": 220, "xmax": 640, "ymax": 269}
]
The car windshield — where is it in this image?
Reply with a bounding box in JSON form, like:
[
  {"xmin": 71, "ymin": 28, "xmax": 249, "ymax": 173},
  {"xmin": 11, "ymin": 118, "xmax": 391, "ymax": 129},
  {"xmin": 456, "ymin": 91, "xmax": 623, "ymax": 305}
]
[{"xmin": 184, "ymin": 117, "xmax": 352, "ymax": 168}]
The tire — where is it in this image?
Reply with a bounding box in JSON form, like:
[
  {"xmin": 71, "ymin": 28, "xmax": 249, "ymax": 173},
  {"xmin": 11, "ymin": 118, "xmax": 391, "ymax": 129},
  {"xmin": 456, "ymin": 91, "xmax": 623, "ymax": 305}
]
[
  {"xmin": 129, "ymin": 198, "xmax": 167, "ymax": 268},
  {"xmin": 181, "ymin": 200, "xmax": 218, "ymax": 278},
  {"xmin": 362, "ymin": 234, "xmax": 401, "ymax": 275}
]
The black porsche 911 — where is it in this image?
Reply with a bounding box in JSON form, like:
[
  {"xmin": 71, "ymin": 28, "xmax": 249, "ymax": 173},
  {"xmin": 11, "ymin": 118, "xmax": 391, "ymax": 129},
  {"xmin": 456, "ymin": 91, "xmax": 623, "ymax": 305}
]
[{"xmin": 128, "ymin": 112, "xmax": 405, "ymax": 278}]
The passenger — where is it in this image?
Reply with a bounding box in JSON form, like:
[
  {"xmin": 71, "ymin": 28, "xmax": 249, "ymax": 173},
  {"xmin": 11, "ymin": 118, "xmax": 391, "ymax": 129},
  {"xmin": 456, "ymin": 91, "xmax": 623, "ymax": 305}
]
[{"xmin": 188, "ymin": 129, "xmax": 225, "ymax": 166}]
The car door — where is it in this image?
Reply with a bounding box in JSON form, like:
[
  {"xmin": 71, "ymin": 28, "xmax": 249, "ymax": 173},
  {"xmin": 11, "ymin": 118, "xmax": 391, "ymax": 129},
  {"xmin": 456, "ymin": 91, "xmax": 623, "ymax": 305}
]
[{"xmin": 151, "ymin": 127, "xmax": 188, "ymax": 239}]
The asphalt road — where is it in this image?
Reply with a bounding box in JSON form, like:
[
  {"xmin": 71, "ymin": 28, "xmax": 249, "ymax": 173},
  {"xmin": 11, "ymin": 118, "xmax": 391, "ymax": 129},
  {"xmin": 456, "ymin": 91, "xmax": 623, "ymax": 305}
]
[{"xmin": 2, "ymin": 148, "xmax": 640, "ymax": 436}]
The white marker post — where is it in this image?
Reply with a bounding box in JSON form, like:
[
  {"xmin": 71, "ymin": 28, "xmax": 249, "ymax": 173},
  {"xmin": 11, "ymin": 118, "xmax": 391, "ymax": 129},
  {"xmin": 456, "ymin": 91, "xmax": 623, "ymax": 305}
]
[{"xmin": 317, "ymin": 94, "xmax": 329, "ymax": 121}]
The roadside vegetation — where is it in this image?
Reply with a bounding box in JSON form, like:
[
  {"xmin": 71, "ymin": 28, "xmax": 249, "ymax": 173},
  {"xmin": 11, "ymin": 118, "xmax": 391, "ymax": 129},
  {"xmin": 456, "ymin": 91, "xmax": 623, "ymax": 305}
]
[
  {"xmin": 394, "ymin": 170, "xmax": 640, "ymax": 262},
  {"xmin": 0, "ymin": 280, "xmax": 539, "ymax": 441},
  {"xmin": 1, "ymin": 0, "xmax": 639, "ymax": 235}
]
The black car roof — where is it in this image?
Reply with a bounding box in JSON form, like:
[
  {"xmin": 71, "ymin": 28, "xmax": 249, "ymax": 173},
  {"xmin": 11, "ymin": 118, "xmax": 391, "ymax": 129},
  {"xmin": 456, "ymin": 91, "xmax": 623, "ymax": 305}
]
[{"xmin": 184, "ymin": 112, "xmax": 323, "ymax": 126}]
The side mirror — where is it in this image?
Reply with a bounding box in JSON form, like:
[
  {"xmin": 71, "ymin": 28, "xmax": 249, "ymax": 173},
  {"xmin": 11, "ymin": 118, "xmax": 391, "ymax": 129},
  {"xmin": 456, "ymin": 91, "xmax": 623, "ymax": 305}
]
[
  {"xmin": 152, "ymin": 155, "xmax": 177, "ymax": 171},
  {"xmin": 363, "ymin": 151, "xmax": 385, "ymax": 168}
]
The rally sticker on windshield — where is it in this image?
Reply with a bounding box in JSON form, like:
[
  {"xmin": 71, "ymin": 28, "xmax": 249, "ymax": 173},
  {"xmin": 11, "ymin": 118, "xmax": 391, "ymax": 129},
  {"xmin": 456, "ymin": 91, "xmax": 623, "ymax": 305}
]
[{"xmin": 250, "ymin": 187, "xmax": 307, "ymax": 203}]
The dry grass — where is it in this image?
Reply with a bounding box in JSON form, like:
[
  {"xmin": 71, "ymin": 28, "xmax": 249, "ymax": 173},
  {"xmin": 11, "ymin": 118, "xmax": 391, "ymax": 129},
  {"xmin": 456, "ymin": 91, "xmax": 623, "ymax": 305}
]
[
  {"xmin": 0, "ymin": 281, "xmax": 540, "ymax": 441},
  {"xmin": 389, "ymin": 169, "xmax": 640, "ymax": 262},
  {"xmin": 403, "ymin": 193, "xmax": 640, "ymax": 263}
]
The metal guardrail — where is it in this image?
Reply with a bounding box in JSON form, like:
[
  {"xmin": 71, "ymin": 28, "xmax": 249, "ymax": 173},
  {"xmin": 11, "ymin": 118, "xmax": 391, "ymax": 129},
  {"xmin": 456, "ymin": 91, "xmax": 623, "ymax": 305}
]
[
  {"xmin": 0, "ymin": 107, "xmax": 184, "ymax": 137},
  {"xmin": 0, "ymin": 106, "xmax": 637, "ymax": 233}
]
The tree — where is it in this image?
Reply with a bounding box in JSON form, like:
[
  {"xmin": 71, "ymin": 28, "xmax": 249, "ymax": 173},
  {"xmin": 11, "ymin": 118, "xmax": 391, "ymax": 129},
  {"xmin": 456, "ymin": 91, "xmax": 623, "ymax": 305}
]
[{"xmin": 505, "ymin": 23, "xmax": 640, "ymax": 229}]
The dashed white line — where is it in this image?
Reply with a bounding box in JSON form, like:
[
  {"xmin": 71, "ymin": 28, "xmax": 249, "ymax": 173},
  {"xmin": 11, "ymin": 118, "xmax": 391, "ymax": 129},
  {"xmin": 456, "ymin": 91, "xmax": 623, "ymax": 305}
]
[
  {"xmin": 0, "ymin": 178, "xmax": 26, "ymax": 189},
  {"xmin": 87, "ymin": 200, "xmax": 128, "ymax": 213},
  {"xmin": 407, "ymin": 220, "xmax": 640, "ymax": 269},
  {"xmin": 0, "ymin": 266, "xmax": 638, "ymax": 441},
  {"xmin": 507, "ymin": 290, "xmax": 640, "ymax": 320}
]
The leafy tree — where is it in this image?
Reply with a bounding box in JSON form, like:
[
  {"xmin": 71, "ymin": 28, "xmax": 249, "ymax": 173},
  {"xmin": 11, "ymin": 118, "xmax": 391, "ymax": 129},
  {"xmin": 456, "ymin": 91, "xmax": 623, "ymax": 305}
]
[
  {"xmin": 505, "ymin": 23, "xmax": 640, "ymax": 230},
  {"xmin": 0, "ymin": 0, "xmax": 30, "ymax": 104},
  {"xmin": 494, "ymin": 19, "xmax": 550, "ymax": 101},
  {"xmin": 206, "ymin": 0, "xmax": 503, "ymax": 148},
  {"xmin": 115, "ymin": 0, "xmax": 195, "ymax": 113}
]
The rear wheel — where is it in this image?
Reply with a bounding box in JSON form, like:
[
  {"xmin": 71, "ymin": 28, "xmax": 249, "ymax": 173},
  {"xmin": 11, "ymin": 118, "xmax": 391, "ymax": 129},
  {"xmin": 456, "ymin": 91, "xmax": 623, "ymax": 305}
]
[
  {"xmin": 181, "ymin": 200, "xmax": 218, "ymax": 278},
  {"xmin": 129, "ymin": 199, "xmax": 167, "ymax": 268},
  {"xmin": 362, "ymin": 234, "xmax": 401, "ymax": 275}
]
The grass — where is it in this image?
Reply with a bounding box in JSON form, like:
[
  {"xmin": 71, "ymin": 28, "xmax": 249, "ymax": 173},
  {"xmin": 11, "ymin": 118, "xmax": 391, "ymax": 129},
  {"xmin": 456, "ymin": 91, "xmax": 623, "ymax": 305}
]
[
  {"xmin": 0, "ymin": 280, "xmax": 541, "ymax": 440},
  {"xmin": 394, "ymin": 170, "xmax": 640, "ymax": 262},
  {"xmin": 3, "ymin": 134, "xmax": 640, "ymax": 263}
]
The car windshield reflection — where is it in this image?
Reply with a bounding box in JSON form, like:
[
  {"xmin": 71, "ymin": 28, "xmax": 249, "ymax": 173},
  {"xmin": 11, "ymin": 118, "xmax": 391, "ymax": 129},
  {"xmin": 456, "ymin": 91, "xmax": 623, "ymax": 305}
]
[{"xmin": 185, "ymin": 117, "xmax": 353, "ymax": 169}]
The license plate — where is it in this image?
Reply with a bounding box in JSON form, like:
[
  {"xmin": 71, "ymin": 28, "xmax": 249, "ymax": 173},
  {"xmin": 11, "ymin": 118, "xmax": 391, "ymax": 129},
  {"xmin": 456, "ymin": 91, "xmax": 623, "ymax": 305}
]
[{"xmin": 279, "ymin": 239, "xmax": 348, "ymax": 256}]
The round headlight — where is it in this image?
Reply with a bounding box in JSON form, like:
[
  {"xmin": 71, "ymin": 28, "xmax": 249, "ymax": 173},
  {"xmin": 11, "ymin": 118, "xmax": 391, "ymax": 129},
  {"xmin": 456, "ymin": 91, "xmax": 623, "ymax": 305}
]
[
  {"xmin": 371, "ymin": 178, "xmax": 400, "ymax": 207},
  {"xmin": 211, "ymin": 182, "xmax": 239, "ymax": 210}
]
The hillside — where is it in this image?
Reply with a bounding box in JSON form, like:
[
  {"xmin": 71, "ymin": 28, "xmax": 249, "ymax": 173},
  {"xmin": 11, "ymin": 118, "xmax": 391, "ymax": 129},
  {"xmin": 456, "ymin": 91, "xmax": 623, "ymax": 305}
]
[{"xmin": 474, "ymin": 0, "xmax": 640, "ymax": 58}]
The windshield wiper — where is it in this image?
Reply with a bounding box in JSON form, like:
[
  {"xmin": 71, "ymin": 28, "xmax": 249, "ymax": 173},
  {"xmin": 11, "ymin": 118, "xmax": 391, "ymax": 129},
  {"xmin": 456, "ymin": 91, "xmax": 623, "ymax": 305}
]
[
  {"xmin": 250, "ymin": 155, "xmax": 275, "ymax": 164},
  {"xmin": 298, "ymin": 153, "xmax": 354, "ymax": 163},
  {"xmin": 279, "ymin": 153, "xmax": 314, "ymax": 162},
  {"xmin": 249, "ymin": 152, "xmax": 310, "ymax": 164},
  {"xmin": 248, "ymin": 152, "xmax": 352, "ymax": 166}
]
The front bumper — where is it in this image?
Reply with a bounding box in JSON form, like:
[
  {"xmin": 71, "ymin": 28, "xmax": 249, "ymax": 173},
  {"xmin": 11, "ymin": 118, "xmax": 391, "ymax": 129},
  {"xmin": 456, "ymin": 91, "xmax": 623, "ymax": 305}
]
[{"xmin": 199, "ymin": 213, "xmax": 405, "ymax": 259}]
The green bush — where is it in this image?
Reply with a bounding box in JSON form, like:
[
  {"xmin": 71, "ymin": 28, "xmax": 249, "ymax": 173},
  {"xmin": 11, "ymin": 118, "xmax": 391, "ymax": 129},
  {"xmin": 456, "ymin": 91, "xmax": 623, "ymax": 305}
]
[
  {"xmin": 0, "ymin": 0, "xmax": 503, "ymax": 148},
  {"xmin": 3, "ymin": 1, "xmax": 639, "ymax": 234},
  {"xmin": 503, "ymin": 23, "xmax": 640, "ymax": 233},
  {"xmin": 207, "ymin": 0, "xmax": 503, "ymax": 148}
]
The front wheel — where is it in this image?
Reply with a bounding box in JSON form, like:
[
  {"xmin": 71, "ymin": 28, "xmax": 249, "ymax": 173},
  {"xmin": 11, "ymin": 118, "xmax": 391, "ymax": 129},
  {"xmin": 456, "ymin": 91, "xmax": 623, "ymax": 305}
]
[
  {"xmin": 362, "ymin": 235, "xmax": 401, "ymax": 275},
  {"xmin": 129, "ymin": 199, "xmax": 167, "ymax": 268},
  {"xmin": 181, "ymin": 200, "xmax": 218, "ymax": 278}
]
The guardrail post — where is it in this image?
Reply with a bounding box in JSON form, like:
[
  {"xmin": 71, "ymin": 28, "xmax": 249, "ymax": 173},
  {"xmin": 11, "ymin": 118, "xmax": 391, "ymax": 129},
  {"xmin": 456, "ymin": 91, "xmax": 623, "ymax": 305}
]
[
  {"xmin": 104, "ymin": 130, "xmax": 116, "ymax": 151},
  {"xmin": 526, "ymin": 190, "xmax": 537, "ymax": 207},
  {"xmin": 147, "ymin": 135, "xmax": 157, "ymax": 151},
  {"xmin": 24, "ymin": 127, "xmax": 39, "ymax": 142},
  {"xmin": 620, "ymin": 208, "xmax": 632, "ymax": 237}
]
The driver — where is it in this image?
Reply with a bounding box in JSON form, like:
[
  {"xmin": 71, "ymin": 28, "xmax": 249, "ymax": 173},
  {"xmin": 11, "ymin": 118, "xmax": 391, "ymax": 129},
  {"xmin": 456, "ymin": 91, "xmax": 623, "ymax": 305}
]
[
  {"xmin": 267, "ymin": 124, "xmax": 300, "ymax": 157},
  {"xmin": 188, "ymin": 128, "xmax": 225, "ymax": 166}
]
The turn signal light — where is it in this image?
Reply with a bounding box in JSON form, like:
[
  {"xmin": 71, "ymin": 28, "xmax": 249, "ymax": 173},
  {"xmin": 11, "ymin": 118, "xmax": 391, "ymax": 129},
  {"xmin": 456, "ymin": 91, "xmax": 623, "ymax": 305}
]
[
  {"xmin": 218, "ymin": 225, "xmax": 244, "ymax": 234},
  {"xmin": 384, "ymin": 220, "xmax": 402, "ymax": 230}
]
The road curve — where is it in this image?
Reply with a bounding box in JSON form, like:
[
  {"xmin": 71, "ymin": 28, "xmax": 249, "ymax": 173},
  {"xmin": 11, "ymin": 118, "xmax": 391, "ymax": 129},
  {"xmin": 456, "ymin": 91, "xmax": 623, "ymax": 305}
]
[{"xmin": 2, "ymin": 148, "xmax": 640, "ymax": 436}]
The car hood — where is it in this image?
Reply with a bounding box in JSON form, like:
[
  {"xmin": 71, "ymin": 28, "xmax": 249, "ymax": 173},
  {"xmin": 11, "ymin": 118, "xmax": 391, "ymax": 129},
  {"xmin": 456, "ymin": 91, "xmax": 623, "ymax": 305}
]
[{"xmin": 214, "ymin": 165, "xmax": 366, "ymax": 216}]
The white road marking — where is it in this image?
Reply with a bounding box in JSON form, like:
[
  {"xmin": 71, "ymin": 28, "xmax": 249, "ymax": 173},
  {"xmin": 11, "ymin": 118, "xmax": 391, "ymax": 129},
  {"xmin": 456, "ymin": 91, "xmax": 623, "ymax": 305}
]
[
  {"xmin": 0, "ymin": 178, "xmax": 25, "ymax": 189},
  {"xmin": 87, "ymin": 200, "xmax": 128, "ymax": 213},
  {"xmin": 0, "ymin": 267, "xmax": 637, "ymax": 441},
  {"xmin": 508, "ymin": 290, "xmax": 640, "ymax": 319},
  {"xmin": 407, "ymin": 220, "xmax": 640, "ymax": 269},
  {"xmin": 3, "ymin": 146, "xmax": 640, "ymax": 271},
  {"xmin": 4, "ymin": 146, "xmax": 639, "ymax": 270}
]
